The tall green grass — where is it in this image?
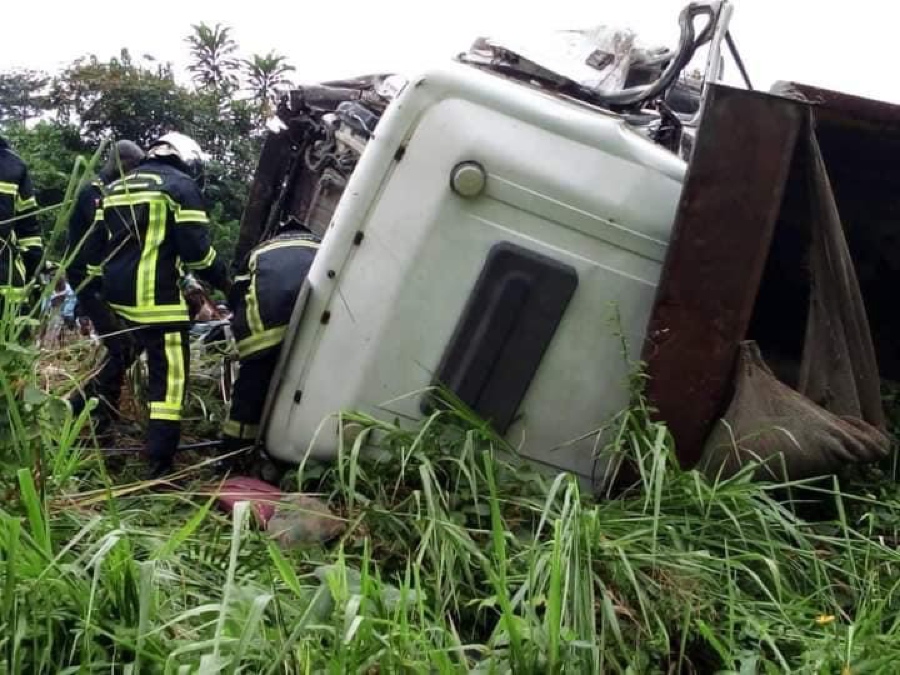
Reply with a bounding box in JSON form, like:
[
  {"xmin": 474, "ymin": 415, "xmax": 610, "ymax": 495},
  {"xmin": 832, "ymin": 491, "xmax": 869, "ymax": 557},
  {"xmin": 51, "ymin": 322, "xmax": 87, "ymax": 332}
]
[
  {"xmin": 1, "ymin": 149, "xmax": 900, "ymax": 673},
  {"xmin": 4, "ymin": 370, "xmax": 900, "ymax": 672}
]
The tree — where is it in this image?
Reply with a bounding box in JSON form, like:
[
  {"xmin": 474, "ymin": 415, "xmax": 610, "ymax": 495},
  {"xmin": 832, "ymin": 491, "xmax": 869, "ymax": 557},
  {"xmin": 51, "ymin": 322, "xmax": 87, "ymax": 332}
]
[
  {"xmin": 6, "ymin": 27, "xmax": 272, "ymax": 270},
  {"xmin": 186, "ymin": 23, "xmax": 240, "ymax": 95},
  {"xmin": 190, "ymin": 94, "xmax": 261, "ymax": 242},
  {"xmin": 50, "ymin": 50, "xmax": 195, "ymax": 147},
  {"xmin": 0, "ymin": 69, "xmax": 50, "ymax": 124},
  {"xmin": 244, "ymin": 52, "xmax": 295, "ymax": 119}
]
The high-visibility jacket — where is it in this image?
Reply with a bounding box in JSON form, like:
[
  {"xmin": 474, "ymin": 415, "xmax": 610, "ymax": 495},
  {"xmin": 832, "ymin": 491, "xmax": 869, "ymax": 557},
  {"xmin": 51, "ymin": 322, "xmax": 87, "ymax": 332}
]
[
  {"xmin": 229, "ymin": 231, "xmax": 320, "ymax": 359},
  {"xmin": 88, "ymin": 158, "xmax": 228, "ymax": 325},
  {"xmin": 0, "ymin": 138, "xmax": 42, "ymax": 299},
  {"xmin": 65, "ymin": 179, "xmax": 103, "ymax": 292}
]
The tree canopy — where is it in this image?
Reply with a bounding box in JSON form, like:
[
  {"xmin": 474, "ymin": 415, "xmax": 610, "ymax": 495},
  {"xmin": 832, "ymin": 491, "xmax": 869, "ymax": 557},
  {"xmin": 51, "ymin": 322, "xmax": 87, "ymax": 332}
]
[
  {"xmin": 186, "ymin": 23, "xmax": 241, "ymax": 95},
  {"xmin": 0, "ymin": 24, "xmax": 297, "ymax": 267},
  {"xmin": 0, "ymin": 69, "xmax": 50, "ymax": 124},
  {"xmin": 244, "ymin": 51, "xmax": 295, "ymax": 121}
]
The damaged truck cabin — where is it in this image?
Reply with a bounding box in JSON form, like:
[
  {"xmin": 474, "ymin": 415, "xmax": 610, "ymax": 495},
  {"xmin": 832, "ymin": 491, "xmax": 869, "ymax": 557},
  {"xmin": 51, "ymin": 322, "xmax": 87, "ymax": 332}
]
[{"xmin": 234, "ymin": 0, "xmax": 895, "ymax": 489}]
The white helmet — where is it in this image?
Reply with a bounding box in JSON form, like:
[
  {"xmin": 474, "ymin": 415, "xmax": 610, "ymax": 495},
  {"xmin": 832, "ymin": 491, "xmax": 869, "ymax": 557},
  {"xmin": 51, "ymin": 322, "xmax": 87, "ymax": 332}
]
[{"xmin": 148, "ymin": 132, "xmax": 208, "ymax": 180}]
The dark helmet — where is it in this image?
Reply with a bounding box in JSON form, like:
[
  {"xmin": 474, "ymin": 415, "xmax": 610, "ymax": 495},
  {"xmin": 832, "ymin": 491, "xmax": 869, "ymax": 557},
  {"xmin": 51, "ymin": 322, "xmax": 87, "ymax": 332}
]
[{"xmin": 100, "ymin": 140, "xmax": 145, "ymax": 182}]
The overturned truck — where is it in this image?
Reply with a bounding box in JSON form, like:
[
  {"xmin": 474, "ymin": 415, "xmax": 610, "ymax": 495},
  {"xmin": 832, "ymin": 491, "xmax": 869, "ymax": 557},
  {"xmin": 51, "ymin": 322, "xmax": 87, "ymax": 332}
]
[{"xmin": 233, "ymin": 0, "xmax": 895, "ymax": 488}]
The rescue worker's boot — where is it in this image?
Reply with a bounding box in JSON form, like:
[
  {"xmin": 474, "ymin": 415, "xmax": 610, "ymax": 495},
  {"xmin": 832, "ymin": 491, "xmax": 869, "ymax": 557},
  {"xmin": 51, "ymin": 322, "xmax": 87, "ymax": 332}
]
[
  {"xmin": 217, "ymin": 351, "xmax": 279, "ymax": 476},
  {"xmin": 143, "ymin": 421, "xmax": 180, "ymax": 482}
]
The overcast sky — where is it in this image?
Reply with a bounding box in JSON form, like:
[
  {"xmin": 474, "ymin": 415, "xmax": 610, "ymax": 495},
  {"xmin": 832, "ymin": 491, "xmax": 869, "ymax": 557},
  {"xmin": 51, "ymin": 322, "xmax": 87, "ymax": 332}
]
[{"xmin": 3, "ymin": 0, "xmax": 898, "ymax": 104}]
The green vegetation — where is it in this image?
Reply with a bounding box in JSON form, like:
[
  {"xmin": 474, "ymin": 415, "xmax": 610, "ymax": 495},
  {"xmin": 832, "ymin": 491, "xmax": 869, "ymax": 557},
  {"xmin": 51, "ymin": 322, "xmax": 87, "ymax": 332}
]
[{"xmin": 6, "ymin": 310, "xmax": 900, "ymax": 672}]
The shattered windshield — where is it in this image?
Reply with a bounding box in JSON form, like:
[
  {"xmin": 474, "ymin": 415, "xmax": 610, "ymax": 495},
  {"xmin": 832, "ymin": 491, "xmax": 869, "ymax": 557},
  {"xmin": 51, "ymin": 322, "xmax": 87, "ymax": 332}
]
[{"xmin": 460, "ymin": 2, "xmax": 729, "ymax": 114}]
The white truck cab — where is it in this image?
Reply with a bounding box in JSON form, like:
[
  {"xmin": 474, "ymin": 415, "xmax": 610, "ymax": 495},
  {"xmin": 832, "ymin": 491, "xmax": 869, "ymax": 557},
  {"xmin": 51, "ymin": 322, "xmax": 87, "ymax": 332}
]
[
  {"xmin": 226, "ymin": 1, "xmax": 745, "ymax": 486},
  {"xmin": 262, "ymin": 60, "xmax": 688, "ymax": 482}
]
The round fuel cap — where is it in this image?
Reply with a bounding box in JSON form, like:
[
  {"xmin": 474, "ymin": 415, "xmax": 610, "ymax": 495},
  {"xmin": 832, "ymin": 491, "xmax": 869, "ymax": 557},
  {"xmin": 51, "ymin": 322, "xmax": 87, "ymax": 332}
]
[{"xmin": 450, "ymin": 161, "xmax": 487, "ymax": 198}]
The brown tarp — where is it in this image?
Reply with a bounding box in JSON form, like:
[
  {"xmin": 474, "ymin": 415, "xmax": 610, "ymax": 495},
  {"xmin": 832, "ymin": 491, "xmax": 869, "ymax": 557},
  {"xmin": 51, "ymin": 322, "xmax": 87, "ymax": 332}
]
[{"xmin": 700, "ymin": 122, "xmax": 890, "ymax": 481}]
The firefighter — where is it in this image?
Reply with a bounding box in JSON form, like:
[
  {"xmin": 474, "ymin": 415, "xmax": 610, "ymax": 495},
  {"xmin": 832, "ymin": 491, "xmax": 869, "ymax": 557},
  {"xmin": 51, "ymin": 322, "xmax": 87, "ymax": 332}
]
[
  {"xmin": 0, "ymin": 133, "xmax": 42, "ymax": 316},
  {"xmin": 220, "ymin": 218, "xmax": 320, "ymax": 467},
  {"xmin": 88, "ymin": 132, "xmax": 230, "ymax": 478},
  {"xmin": 66, "ymin": 140, "xmax": 145, "ymax": 433}
]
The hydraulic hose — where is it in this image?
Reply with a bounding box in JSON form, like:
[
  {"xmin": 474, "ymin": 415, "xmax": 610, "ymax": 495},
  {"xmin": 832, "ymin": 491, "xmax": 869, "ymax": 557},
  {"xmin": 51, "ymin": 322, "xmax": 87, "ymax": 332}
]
[{"xmin": 590, "ymin": 2, "xmax": 718, "ymax": 109}]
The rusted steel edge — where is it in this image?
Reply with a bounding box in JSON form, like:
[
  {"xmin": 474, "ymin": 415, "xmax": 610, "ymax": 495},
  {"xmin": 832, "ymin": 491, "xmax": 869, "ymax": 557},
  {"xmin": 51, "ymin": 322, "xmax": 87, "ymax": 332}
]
[{"xmin": 641, "ymin": 84, "xmax": 807, "ymax": 468}]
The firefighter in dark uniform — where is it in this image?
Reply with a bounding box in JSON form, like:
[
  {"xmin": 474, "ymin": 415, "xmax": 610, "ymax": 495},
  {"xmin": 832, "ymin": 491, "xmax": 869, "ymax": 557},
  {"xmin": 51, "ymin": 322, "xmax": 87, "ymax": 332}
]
[
  {"xmin": 0, "ymin": 134, "xmax": 42, "ymax": 314},
  {"xmin": 221, "ymin": 220, "xmax": 320, "ymax": 461},
  {"xmin": 87, "ymin": 132, "xmax": 230, "ymax": 477},
  {"xmin": 66, "ymin": 140, "xmax": 145, "ymax": 432}
]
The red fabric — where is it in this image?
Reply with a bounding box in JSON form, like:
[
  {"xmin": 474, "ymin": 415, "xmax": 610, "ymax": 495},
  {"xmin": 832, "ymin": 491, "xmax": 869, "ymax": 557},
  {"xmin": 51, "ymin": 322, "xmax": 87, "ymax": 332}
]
[{"xmin": 217, "ymin": 476, "xmax": 282, "ymax": 527}]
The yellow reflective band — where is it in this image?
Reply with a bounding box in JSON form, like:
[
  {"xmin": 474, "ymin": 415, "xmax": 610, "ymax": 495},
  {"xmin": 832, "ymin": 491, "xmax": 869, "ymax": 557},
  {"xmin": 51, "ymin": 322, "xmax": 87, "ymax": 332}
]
[
  {"xmin": 86, "ymin": 264, "xmax": 103, "ymax": 277},
  {"xmin": 0, "ymin": 293, "xmax": 25, "ymax": 302},
  {"xmin": 107, "ymin": 173, "xmax": 162, "ymax": 192},
  {"xmin": 245, "ymin": 257, "xmax": 264, "ymax": 336},
  {"xmin": 104, "ymin": 191, "xmax": 168, "ymax": 208},
  {"xmin": 233, "ymin": 274, "xmax": 250, "ymax": 283},
  {"xmin": 105, "ymin": 191, "xmax": 209, "ymax": 227},
  {"xmin": 109, "ymin": 302, "xmax": 189, "ymax": 324},
  {"xmin": 136, "ymin": 200, "xmax": 166, "ymax": 310},
  {"xmin": 183, "ymin": 247, "xmax": 216, "ymax": 271},
  {"xmin": 174, "ymin": 209, "xmax": 209, "ymax": 225},
  {"xmin": 252, "ymin": 239, "xmax": 320, "ymax": 261},
  {"xmin": 15, "ymin": 195, "xmax": 37, "ymax": 213},
  {"xmin": 223, "ymin": 419, "xmax": 259, "ymax": 440},
  {"xmin": 0, "ymin": 182, "xmax": 16, "ymax": 196},
  {"xmin": 150, "ymin": 403, "xmax": 182, "ymax": 414},
  {"xmin": 236, "ymin": 326, "xmax": 286, "ymax": 358},
  {"xmin": 109, "ymin": 182, "xmax": 156, "ymax": 194},
  {"xmin": 16, "ymin": 236, "xmax": 42, "ymax": 249},
  {"xmin": 149, "ymin": 403, "xmax": 182, "ymax": 422},
  {"xmin": 223, "ymin": 419, "xmax": 241, "ymax": 437},
  {"xmin": 14, "ymin": 258, "xmax": 25, "ymax": 280},
  {"xmin": 0, "ymin": 287, "xmax": 26, "ymax": 300},
  {"xmin": 163, "ymin": 331, "xmax": 185, "ymax": 414}
]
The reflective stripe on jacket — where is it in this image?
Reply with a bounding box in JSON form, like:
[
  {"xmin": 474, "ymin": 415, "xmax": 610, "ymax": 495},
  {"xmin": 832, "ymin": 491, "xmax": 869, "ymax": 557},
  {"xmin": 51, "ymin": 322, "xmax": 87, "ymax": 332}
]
[
  {"xmin": 87, "ymin": 158, "xmax": 227, "ymax": 325},
  {"xmin": 230, "ymin": 232, "xmax": 319, "ymax": 359},
  {"xmin": 0, "ymin": 139, "xmax": 42, "ymax": 290}
]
